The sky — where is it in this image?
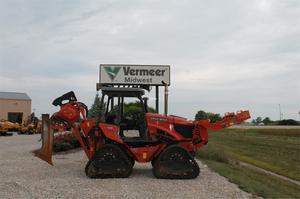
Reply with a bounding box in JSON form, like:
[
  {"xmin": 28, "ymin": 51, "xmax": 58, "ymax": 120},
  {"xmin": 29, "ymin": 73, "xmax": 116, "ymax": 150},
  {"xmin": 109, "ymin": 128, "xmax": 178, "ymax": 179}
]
[{"xmin": 0, "ymin": 0, "xmax": 299, "ymax": 121}]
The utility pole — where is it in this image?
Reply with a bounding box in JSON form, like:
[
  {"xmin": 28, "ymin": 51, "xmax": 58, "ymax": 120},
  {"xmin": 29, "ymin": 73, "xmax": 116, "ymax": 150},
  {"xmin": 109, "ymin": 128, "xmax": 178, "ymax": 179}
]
[{"xmin": 278, "ymin": 104, "xmax": 283, "ymax": 120}]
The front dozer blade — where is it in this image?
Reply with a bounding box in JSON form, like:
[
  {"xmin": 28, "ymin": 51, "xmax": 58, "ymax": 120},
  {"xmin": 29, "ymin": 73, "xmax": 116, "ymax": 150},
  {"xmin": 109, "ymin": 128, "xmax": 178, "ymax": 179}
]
[{"xmin": 33, "ymin": 114, "xmax": 54, "ymax": 165}]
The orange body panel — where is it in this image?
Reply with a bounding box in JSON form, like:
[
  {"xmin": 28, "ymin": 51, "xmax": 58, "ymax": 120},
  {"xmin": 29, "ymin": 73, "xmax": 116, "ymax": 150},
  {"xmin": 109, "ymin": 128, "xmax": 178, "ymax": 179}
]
[
  {"xmin": 98, "ymin": 123, "xmax": 124, "ymax": 144},
  {"xmin": 80, "ymin": 119, "xmax": 95, "ymax": 136},
  {"xmin": 129, "ymin": 145, "xmax": 166, "ymax": 162}
]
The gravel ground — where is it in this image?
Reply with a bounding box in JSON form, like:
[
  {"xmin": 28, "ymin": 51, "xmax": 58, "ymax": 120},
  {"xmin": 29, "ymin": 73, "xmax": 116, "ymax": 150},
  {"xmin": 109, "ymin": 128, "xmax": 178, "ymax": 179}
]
[{"xmin": 0, "ymin": 134, "xmax": 252, "ymax": 199}]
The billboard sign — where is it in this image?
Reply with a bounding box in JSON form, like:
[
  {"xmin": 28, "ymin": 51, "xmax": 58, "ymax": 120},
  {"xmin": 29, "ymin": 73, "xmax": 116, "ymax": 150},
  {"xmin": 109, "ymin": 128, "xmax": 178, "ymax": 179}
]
[{"xmin": 99, "ymin": 64, "xmax": 170, "ymax": 86}]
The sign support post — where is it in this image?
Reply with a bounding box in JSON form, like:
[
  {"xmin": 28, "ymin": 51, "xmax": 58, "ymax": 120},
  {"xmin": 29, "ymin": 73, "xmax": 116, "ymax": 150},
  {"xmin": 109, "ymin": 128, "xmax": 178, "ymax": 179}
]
[{"xmin": 155, "ymin": 86, "xmax": 159, "ymax": 113}]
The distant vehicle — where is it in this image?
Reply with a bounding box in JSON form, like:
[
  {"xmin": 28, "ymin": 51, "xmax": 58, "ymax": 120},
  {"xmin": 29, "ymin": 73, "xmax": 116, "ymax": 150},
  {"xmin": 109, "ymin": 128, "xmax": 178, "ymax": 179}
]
[
  {"xmin": 19, "ymin": 113, "xmax": 41, "ymax": 135},
  {"xmin": 0, "ymin": 120, "xmax": 15, "ymax": 136}
]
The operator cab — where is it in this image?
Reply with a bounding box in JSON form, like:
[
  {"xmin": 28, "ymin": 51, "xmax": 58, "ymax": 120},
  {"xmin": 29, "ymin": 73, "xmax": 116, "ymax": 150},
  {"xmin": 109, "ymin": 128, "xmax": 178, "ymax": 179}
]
[{"xmin": 100, "ymin": 87, "xmax": 153, "ymax": 145}]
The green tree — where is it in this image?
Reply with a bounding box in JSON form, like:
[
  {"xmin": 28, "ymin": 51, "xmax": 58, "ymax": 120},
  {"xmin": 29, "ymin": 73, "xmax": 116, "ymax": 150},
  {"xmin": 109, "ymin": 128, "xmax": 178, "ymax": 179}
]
[
  {"xmin": 88, "ymin": 93, "xmax": 105, "ymax": 119},
  {"xmin": 278, "ymin": 119, "xmax": 300, "ymax": 125},
  {"xmin": 262, "ymin": 117, "xmax": 272, "ymax": 125},
  {"xmin": 195, "ymin": 110, "xmax": 222, "ymax": 123},
  {"xmin": 256, "ymin": 117, "xmax": 262, "ymax": 124},
  {"xmin": 206, "ymin": 112, "xmax": 222, "ymax": 123},
  {"xmin": 105, "ymin": 101, "xmax": 155, "ymax": 128},
  {"xmin": 195, "ymin": 110, "xmax": 208, "ymax": 120},
  {"xmin": 123, "ymin": 101, "xmax": 155, "ymax": 129}
]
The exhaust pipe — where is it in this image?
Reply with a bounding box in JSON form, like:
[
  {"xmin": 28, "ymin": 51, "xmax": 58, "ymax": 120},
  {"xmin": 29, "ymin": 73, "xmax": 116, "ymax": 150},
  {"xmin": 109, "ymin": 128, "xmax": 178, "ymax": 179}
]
[{"xmin": 33, "ymin": 114, "xmax": 54, "ymax": 165}]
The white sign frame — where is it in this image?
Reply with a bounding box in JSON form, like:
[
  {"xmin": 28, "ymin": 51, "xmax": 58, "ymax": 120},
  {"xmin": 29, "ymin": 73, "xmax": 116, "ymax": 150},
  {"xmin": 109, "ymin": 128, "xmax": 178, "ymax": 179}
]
[{"xmin": 99, "ymin": 64, "xmax": 170, "ymax": 86}]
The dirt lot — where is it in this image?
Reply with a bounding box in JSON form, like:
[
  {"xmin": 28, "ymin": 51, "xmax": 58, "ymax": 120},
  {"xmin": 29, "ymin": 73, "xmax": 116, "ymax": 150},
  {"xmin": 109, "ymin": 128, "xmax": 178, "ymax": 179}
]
[{"xmin": 0, "ymin": 134, "xmax": 251, "ymax": 199}]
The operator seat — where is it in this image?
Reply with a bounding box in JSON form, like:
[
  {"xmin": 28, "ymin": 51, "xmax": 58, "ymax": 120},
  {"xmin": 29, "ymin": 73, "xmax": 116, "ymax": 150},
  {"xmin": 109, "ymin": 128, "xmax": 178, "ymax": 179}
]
[{"xmin": 105, "ymin": 114, "xmax": 117, "ymax": 124}]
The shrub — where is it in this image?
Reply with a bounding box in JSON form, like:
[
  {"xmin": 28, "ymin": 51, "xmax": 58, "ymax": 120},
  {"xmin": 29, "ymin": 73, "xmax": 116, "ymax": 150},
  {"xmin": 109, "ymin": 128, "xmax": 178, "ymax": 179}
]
[
  {"xmin": 277, "ymin": 119, "xmax": 299, "ymax": 125},
  {"xmin": 53, "ymin": 141, "xmax": 73, "ymax": 152},
  {"xmin": 53, "ymin": 131, "xmax": 81, "ymax": 152}
]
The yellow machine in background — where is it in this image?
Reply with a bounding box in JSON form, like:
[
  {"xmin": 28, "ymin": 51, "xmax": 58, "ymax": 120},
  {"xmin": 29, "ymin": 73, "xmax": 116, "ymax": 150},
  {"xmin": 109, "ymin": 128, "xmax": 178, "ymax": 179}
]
[
  {"xmin": 0, "ymin": 113, "xmax": 42, "ymax": 136},
  {"xmin": 19, "ymin": 113, "xmax": 41, "ymax": 134},
  {"xmin": 19, "ymin": 122, "xmax": 41, "ymax": 134},
  {"xmin": 0, "ymin": 121, "xmax": 16, "ymax": 136}
]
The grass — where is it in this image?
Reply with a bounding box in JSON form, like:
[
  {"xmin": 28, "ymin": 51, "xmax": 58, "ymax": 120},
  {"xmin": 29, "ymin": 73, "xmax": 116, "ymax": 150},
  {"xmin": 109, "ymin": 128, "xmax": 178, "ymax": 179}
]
[
  {"xmin": 203, "ymin": 160, "xmax": 300, "ymax": 199},
  {"xmin": 202, "ymin": 128, "xmax": 300, "ymax": 181},
  {"xmin": 197, "ymin": 128, "xmax": 300, "ymax": 198}
]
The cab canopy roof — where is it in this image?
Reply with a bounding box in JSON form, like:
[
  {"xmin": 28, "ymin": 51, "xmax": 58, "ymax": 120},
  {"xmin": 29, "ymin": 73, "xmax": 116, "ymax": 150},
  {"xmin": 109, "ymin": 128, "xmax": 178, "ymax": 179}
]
[{"xmin": 101, "ymin": 87, "xmax": 145, "ymax": 98}]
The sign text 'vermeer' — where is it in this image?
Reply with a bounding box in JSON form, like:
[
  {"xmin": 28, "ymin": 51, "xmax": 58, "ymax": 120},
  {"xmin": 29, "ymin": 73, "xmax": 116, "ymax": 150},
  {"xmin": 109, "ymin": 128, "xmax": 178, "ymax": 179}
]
[{"xmin": 99, "ymin": 64, "xmax": 170, "ymax": 86}]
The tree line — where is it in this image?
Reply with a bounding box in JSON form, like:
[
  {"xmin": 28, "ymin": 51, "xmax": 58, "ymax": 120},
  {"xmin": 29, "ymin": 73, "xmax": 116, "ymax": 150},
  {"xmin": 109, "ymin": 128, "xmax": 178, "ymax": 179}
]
[
  {"xmin": 89, "ymin": 94, "xmax": 299, "ymax": 126},
  {"xmin": 252, "ymin": 116, "xmax": 299, "ymax": 125}
]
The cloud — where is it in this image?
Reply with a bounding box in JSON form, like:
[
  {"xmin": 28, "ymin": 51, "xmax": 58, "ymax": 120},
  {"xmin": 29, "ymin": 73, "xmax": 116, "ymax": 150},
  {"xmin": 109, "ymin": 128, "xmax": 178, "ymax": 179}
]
[{"xmin": 0, "ymin": 0, "xmax": 299, "ymax": 120}]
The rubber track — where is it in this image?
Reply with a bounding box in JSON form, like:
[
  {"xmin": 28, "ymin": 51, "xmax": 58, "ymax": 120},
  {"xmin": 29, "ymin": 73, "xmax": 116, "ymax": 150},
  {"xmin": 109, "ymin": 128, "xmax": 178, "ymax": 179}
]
[
  {"xmin": 85, "ymin": 144, "xmax": 133, "ymax": 178},
  {"xmin": 152, "ymin": 145, "xmax": 200, "ymax": 179}
]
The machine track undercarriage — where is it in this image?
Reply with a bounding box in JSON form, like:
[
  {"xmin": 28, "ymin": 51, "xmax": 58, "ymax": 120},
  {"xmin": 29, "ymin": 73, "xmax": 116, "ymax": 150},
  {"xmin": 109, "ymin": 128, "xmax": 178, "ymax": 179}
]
[
  {"xmin": 153, "ymin": 145, "xmax": 200, "ymax": 179},
  {"xmin": 85, "ymin": 144, "xmax": 133, "ymax": 178}
]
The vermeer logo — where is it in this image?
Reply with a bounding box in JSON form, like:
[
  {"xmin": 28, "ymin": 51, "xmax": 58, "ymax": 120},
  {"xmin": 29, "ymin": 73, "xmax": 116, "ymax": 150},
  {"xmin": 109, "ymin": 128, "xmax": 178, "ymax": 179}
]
[
  {"xmin": 100, "ymin": 64, "xmax": 170, "ymax": 85},
  {"xmin": 104, "ymin": 66, "xmax": 121, "ymax": 81}
]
